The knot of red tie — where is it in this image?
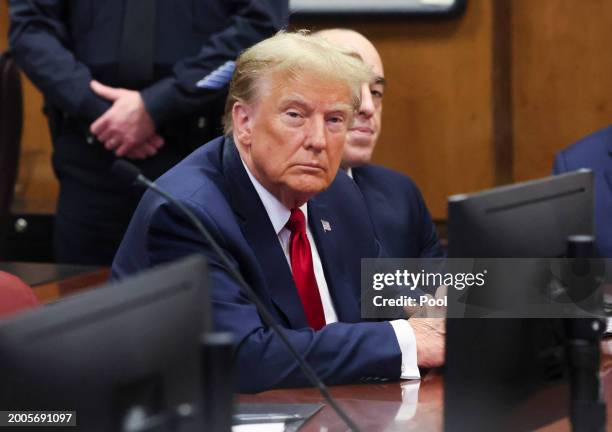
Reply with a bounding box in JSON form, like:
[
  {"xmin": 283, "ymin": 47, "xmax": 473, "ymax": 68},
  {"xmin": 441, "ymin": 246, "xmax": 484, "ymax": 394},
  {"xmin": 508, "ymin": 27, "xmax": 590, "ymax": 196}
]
[{"xmin": 287, "ymin": 208, "xmax": 306, "ymax": 233}]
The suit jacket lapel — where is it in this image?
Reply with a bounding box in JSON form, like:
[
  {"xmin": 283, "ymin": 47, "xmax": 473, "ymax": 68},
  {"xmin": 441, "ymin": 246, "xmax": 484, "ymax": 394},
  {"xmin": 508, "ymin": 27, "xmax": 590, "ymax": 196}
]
[
  {"xmin": 222, "ymin": 138, "xmax": 309, "ymax": 329},
  {"xmin": 308, "ymin": 196, "xmax": 361, "ymax": 323},
  {"xmin": 352, "ymin": 167, "xmax": 394, "ymax": 257},
  {"xmin": 604, "ymin": 170, "xmax": 612, "ymax": 197},
  {"xmin": 352, "ymin": 167, "xmax": 387, "ymax": 221}
]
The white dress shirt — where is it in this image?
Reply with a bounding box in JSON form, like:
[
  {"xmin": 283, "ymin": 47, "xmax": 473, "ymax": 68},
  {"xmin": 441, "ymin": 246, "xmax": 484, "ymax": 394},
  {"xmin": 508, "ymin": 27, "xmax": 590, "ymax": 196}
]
[{"xmin": 242, "ymin": 161, "xmax": 420, "ymax": 379}]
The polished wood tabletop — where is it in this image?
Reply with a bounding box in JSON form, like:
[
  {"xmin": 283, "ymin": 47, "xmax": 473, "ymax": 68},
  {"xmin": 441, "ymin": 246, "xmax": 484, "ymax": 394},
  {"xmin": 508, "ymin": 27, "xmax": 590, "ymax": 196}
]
[
  {"xmin": 9, "ymin": 262, "xmax": 112, "ymax": 303},
  {"xmin": 33, "ymin": 267, "xmax": 110, "ymax": 303},
  {"xmin": 238, "ymin": 363, "xmax": 612, "ymax": 432},
  {"xmin": 238, "ymin": 372, "xmax": 444, "ymax": 432}
]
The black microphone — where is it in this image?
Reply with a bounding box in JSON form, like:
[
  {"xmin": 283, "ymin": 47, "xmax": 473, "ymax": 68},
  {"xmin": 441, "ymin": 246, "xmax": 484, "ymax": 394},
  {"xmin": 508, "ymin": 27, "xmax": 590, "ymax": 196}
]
[{"xmin": 112, "ymin": 160, "xmax": 361, "ymax": 432}]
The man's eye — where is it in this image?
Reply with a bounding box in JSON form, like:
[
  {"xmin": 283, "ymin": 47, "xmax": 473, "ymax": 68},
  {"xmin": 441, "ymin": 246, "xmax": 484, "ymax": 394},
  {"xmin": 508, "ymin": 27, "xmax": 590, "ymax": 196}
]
[
  {"xmin": 371, "ymin": 90, "xmax": 383, "ymax": 98},
  {"xmin": 328, "ymin": 116, "xmax": 344, "ymax": 124},
  {"xmin": 286, "ymin": 111, "xmax": 301, "ymax": 118}
]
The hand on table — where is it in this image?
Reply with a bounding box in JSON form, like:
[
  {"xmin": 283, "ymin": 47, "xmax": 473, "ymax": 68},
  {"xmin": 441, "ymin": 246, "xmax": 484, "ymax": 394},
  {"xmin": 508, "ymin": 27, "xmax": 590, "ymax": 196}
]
[
  {"xmin": 407, "ymin": 285, "xmax": 447, "ymax": 368},
  {"xmin": 410, "ymin": 317, "xmax": 446, "ymax": 368}
]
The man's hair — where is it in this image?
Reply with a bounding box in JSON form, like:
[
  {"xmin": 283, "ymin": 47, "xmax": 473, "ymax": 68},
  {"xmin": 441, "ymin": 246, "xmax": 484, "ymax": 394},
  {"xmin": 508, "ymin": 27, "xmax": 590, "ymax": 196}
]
[{"xmin": 223, "ymin": 30, "xmax": 373, "ymax": 135}]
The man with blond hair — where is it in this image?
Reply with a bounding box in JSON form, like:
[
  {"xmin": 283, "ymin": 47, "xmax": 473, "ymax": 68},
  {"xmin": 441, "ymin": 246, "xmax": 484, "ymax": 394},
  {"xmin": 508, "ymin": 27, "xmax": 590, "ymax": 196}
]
[{"xmin": 112, "ymin": 32, "xmax": 443, "ymax": 392}]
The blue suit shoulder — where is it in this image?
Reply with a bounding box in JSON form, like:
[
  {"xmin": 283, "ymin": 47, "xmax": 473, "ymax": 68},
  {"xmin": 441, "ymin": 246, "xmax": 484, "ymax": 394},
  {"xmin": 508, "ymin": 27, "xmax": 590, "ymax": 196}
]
[
  {"xmin": 153, "ymin": 136, "xmax": 226, "ymax": 200},
  {"xmin": 111, "ymin": 137, "xmax": 234, "ymax": 277},
  {"xmin": 354, "ymin": 163, "xmax": 422, "ymax": 194},
  {"xmin": 143, "ymin": 136, "xmax": 235, "ymax": 233},
  {"xmin": 554, "ymin": 125, "xmax": 612, "ymax": 172},
  {"xmin": 553, "ymin": 125, "xmax": 612, "ymax": 258}
]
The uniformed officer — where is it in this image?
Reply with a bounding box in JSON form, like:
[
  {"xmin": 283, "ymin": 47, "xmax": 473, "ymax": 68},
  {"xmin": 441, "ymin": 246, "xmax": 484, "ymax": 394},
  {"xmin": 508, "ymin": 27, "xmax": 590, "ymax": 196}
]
[{"xmin": 8, "ymin": 0, "xmax": 288, "ymax": 265}]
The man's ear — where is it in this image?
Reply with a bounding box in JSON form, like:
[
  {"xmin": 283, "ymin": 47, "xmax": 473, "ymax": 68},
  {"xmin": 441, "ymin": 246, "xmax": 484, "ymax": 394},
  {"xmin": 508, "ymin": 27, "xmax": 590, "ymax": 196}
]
[{"xmin": 232, "ymin": 102, "xmax": 253, "ymax": 147}]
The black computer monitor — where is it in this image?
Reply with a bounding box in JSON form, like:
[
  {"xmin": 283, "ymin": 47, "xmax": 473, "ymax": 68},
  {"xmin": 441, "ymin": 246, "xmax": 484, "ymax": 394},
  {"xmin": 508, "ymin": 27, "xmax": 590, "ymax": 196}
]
[
  {"xmin": 0, "ymin": 255, "xmax": 209, "ymax": 432},
  {"xmin": 448, "ymin": 169, "xmax": 593, "ymax": 258},
  {"xmin": 444, "ymin": 170, "xmax": 594, "ymax": 431}
]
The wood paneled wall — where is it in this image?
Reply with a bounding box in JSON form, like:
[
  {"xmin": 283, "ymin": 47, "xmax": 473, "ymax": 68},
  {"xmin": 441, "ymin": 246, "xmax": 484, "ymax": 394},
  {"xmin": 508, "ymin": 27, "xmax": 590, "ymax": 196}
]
[
  {"xmin": 0, "ymin": 2, "xmax": 5, "ymax": 51},
  {"xmin": 512, "ymin": 0, "xmax": 612, "ymax": 182},
  {"xmin": 3, "ymin": 0, "xmax": 612, "ymax": 219},
  {"xmin": 0, "ymin": 1, "xmax": 57, "ymax": 213}
]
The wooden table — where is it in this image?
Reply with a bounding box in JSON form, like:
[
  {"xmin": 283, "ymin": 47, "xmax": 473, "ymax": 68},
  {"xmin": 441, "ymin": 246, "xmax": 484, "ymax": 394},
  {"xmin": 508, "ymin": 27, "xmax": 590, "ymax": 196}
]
[
  {"xmin": 238, "ymin": 372, "xmax": 444, "ymax": 432},
  {"xmin": 32, "ymin": 267, "xmax": 110, "ymax": 303},
  {"xmin": 238, "ymin": 366, "xmax": 612, "ymax": 432},
  {"xmin": 1, "ymin": 262, "xmax": 110, "ymax": 303},
  {"xmin": 14, "ymin": 265, "xmax": 612, "ymax": 431}
]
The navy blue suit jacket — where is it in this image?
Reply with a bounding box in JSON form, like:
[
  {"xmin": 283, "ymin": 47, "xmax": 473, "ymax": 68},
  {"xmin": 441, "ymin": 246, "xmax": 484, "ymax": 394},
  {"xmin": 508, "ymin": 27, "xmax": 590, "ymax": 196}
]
[
  {"xmin": 553, "ymin": 125, "xmax": 612, "ymax": 257},
  {"xmin": 111, "ymin": 137, "xmax": 402, "ymax": 392},
  {"xmin": 352, "ymin": 164, "xmax": 444, "ymax": 258}
]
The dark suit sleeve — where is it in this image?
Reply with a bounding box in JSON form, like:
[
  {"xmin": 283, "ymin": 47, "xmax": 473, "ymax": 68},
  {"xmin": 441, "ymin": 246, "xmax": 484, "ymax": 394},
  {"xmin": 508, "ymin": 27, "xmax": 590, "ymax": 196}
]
[
  {"xmin": 416, "ymin": 189, "xmax": 445, "ymax": 258},
  {"xmin": 147, "ymin": 199, "xmax": 402, "ymax": 393},
  {"xmin": 552, "ymin": 151, "xmax": 568, "ymax": 174},
  {"xmin": 140, "ymin": 0, "xmax": 288, "ymax": 128},
  {"xmin": 8, "ymin": 0, "xmax": 111, "ymax": 122}
]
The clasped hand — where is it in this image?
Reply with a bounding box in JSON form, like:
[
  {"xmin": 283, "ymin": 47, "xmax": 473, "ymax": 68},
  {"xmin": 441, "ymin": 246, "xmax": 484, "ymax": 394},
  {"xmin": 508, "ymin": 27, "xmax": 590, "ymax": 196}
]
[{"xmin": 89, "ymin": 80, "xmax": 165, "ymax": 160}]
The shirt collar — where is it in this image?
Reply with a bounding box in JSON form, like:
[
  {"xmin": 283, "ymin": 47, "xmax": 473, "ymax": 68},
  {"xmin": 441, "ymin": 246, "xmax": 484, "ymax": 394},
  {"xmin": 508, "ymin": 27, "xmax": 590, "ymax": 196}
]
[
  {"xmin": 346, "ymin": 167, "xmax": 354, "ymax": 179},
  {"xmin": 241, "ymin": 159, "xmax": 308, "ymax": 235}
]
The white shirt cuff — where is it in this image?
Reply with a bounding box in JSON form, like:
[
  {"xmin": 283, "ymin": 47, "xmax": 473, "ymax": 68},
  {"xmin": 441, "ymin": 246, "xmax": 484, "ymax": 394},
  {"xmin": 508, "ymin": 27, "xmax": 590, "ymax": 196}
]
[{"xmin": 389, "ymin": 320, "xmax": 420, "ymax": 379}]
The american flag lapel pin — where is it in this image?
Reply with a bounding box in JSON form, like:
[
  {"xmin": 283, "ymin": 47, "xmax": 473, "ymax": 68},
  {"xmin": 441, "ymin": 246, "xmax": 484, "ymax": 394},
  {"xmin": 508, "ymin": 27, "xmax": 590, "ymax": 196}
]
[{"xmin": 321, "ymin": 219, "xmax": 332, "ymax": 232}]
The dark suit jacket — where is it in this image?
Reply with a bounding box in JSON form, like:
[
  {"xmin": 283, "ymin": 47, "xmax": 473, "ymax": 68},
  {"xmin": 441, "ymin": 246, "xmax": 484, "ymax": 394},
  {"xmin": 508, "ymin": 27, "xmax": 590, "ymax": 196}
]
[
  {"xmin": 111, "ymin": 136, "xmax": 403, "ymax": 392},
  {"xmin": 352, "ymin": 164, "xmax": 444, "ymax": 258},
  {"xmin": 553, "ymin": 125, "xmax": 612, "ymax": 257}
]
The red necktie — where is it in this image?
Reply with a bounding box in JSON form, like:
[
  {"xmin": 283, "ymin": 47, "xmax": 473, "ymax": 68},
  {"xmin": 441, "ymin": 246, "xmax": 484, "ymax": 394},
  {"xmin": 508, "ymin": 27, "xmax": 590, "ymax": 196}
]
[{"xmin": 286, "ymin": 208, "xmax": 326, "ymax": 330}]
